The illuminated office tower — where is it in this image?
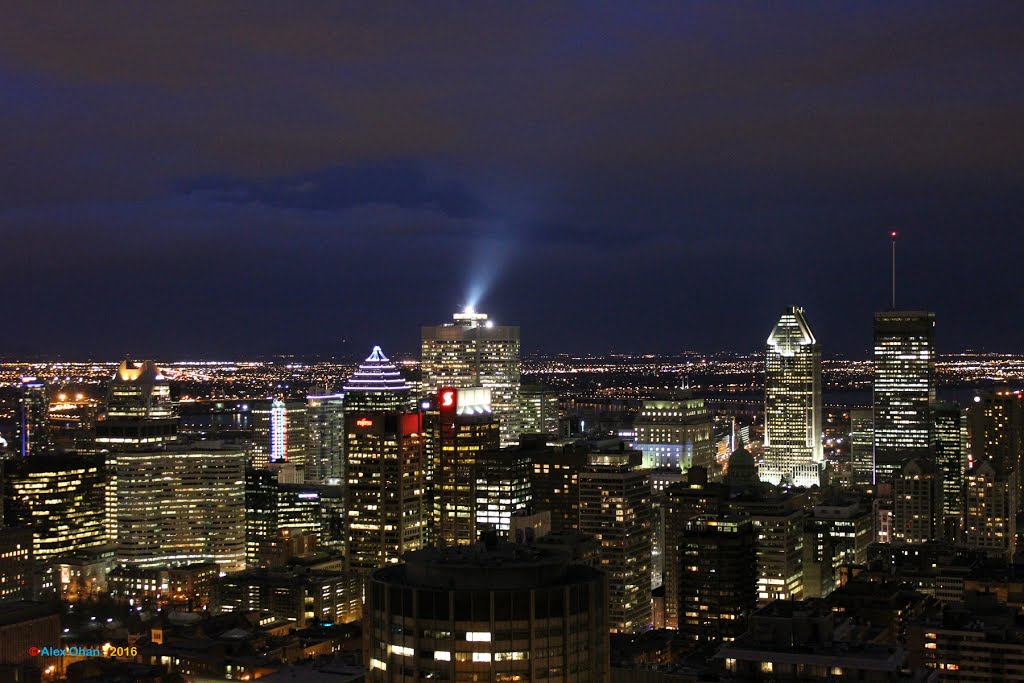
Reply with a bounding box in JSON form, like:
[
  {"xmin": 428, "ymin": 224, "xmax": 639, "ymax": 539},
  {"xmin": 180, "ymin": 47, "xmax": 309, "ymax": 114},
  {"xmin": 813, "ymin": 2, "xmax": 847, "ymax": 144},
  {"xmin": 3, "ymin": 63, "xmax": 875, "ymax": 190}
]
[
  {"xmin": 579, "ymin": 450, "xmax": 652, "ymax": 633},
  {"xmin": 343, "ymin": 346, "xmax": 413, "ymax": 412},
  {"xmin": 2, "ymin": 454, "xmax": 106, "ymax": 559},
  {"xmin": 474, "ymin": 448, "xmax": 532, "ymax": 539},
  {"xmin": 94, "ymin": 359, "xmax": 178, "ymax": 451},
  {"xmin": 968, "ymin": 388, "xmax": 1023, "ymax": 505},
  {"xmin": 850, "ymin": 408, "xmax": 875, "ymax": 486},
  {"xmin": 18, "ymin": 377, "xmax": 51, "ymax": 457},
  {"xmin": 365, "ymin": 542, "xmax": 610, "ymax": 682},
  {"xmin": 276, "ymin": 482, "xmax": 346, "ymax": 552},
  {"xmin": 0, "ymin": 527, "xmax": 34, "ymax": 600},
  {"xmin": 763, "ymin": 307, "xmax": 823, "ymax": 486},
  {"xmin": 306, "ymin": 393, "xmax": 345, "ymax": 483},
  {"xmin": 728, "ymin": 492, "xmax": 807, "ymax": 606},
  {"xmin": 872, "ymin": 311, "xmax": 936, "ymax": 482},
  {"xmin": 344, "ymin": 410, "xmax": 427, "ymax": 572},
  {"xmin": 892, "ymin": 459, "xmax": 943, "ymax": 544},
  {"xmin": 250, "ymin": 398, "xmax": 307, "ymax": 471},
  {"xmin": 633, "ymin": 391, "xmax": 714, "ymax": 472},
  {"xmin": 435, "ymin": 387, "xmax": 501, "ymax": 546},
  {"xmin": 245, "ymin": 468, "xmax": 278, "ymax": 567},
  {"xmin": 933, "ymin": 401, "xmax": 967, "ymax": 523},
  {"xmin": 519, "ymin": 384, "xmax": 561, "ymax": 436},
  {"xmin": 677, "ymin": 517, "xmax": 757, "ymax": 644},
  {"xmin": 107, "ymin": 444, "xmax": 246, "ymax": 572},
  {"xmin": 422, "ymin": 309, "xmax": 521, "ymax": 446},
  {"xmin": 963, "ymin": 461, "xmax": 1018, "ymax": 561}
]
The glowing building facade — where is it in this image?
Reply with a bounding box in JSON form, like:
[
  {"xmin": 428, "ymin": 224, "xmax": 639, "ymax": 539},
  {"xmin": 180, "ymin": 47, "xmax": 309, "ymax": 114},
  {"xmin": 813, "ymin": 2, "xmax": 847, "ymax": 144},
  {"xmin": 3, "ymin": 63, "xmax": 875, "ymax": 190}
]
[
  {"xmin": 633, "ymin": 392, "xmax": 714, "ymax": 472},
  {"xmin": 968, "ymin": 388, "xmax": 1024, "ymax": 506},
  {"xmin": 872, "ymin": 311, "xmax": 936, "ymax": 483},
  {"xmin": 850, "ymin": 408, "xmax": 875, "ymax": 486},
  {"xmin": 305, "ymin": 393, "xmax": 345, "ymax": 483},
  {"xmin": 94, "ymin": 359, "xmax": 178, "ymax": 451},
  {"xmin": 250, "ymin": 398, "xmax": 306, "ymax": 471},
  {"xmin": 962, "ymin": 460, "xmax": 1017, "ymax": 561},
  {"xmin": 342, "ymin": 346, "xmax": 427, "ymax": 571},
  {"xmin": 107, "ymin": 445, "xmax": 246, "ymax": 572},
  {"xmin": 763, "ymin": 306, "xmax": 823, "ymax": 486},
  {"xmin": 2, "ymin": 454, "xmax": 107, "ymax": 560},
  {"xmin": 933, "ymin": 401, "xmax": 967, "ymax": 522},
  {"xmin": 421, "ymin": 310, "xmax": 521, "ymax": 446}
]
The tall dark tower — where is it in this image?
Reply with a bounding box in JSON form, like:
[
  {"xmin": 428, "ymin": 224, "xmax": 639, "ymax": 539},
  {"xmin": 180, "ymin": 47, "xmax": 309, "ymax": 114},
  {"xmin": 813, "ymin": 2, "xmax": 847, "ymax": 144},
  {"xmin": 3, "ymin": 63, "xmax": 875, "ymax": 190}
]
[
  {"xmin": 872, "ymin": 311, "xmax": 936, "ymax": 483},
  {"xmin": 18, "ymin": 377, "xmax": 51, "ymax": 457}
]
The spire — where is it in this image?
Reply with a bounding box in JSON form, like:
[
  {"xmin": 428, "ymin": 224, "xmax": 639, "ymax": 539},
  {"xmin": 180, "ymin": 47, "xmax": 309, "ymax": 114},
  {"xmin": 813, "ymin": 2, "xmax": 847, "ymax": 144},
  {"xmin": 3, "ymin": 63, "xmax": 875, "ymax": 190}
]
[{"xmin": 343, "ymin": 345, "xmax": 410, "ymax": 393}]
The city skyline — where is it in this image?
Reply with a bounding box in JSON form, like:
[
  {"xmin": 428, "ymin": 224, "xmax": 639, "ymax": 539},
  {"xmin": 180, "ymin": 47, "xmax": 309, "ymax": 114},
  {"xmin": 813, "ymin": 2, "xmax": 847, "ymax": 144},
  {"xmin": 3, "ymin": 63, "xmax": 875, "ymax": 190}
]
[{"xmin": 2, "ymin": 4, "xmax": 1023, "ymax": 357}]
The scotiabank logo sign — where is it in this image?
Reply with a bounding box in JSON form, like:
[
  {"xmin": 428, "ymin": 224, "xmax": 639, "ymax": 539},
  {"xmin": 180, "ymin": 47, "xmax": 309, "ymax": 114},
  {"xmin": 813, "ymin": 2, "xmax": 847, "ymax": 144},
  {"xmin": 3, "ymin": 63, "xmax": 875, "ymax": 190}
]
[{"xmin": 439, "ymin": 388, "xmax": 457, "ymax": 420}]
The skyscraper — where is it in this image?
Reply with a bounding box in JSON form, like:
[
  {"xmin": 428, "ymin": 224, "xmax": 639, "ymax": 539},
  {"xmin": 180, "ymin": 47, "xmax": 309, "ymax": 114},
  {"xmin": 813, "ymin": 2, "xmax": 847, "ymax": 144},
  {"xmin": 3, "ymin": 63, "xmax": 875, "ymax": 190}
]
[
  {"xmin": 342, "ymin": 346, "xmax": 427, "ymax": 571},
  {"xmin": 933, "ymin": 401, "xmax": 967, "ymax": 525},
  {"xmin": 435, "ymin": 387, "xmax": 500, "ymax": 546},
  {"xmin": 849, "ymin": 408, "xmax": 875, "ymax": 486},
  {"xmin": 763, "ymin": 306, "xmax": 823, "ymax": 486},
  {"xmin": 421, "ymin": 309, "xmax": 521, "ymax": 446},
  {"xmin": 18, "ymin": 377, "xmax": 51, "ymax": 457},
  {"xmin": 872, "ymin": 311, "xmax": 936, "ymax": 483},
  {"xmin": 94, "ymin": 359, "xmax": 178, "ymax": 451},
  {"xmin": 250, "ymin": 398, "xmax": 307, "ymax": 471},
  {"xmin": 474, "ymin": 447, "xmax": 532, "ymax": 539},
  {"xmin": 518, "ymin": 384, "xmax": 561, "ymax": 436},
  {"xmin": 632, "ymin": 391, "xmax": 714, "ymax": 472},
  {"xmin": 579, "ymin": 450, "xmax": 652, "ymax": 633},
  {"xmin": 306, "ymin": 393, "xmax": 345, "ymax": 483},
  {"xmin": 963, "ymin": 460, "xmax": 1017, "ymax": 561}
]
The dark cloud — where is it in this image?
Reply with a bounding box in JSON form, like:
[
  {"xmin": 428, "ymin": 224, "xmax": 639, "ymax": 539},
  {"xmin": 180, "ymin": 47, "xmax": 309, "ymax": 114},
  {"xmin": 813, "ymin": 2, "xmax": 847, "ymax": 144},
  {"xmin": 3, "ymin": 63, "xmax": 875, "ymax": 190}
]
[{"xmin": 1, "ymin": 2, "xmax": 1022, "ymax": 356}]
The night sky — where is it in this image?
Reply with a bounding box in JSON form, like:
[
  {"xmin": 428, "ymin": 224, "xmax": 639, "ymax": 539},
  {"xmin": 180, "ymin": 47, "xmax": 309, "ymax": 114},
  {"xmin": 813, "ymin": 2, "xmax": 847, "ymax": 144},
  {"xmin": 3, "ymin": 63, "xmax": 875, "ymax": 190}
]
[{"xmin": 2, "ymin": 3, "xmax": 1022, "ymax": 359}]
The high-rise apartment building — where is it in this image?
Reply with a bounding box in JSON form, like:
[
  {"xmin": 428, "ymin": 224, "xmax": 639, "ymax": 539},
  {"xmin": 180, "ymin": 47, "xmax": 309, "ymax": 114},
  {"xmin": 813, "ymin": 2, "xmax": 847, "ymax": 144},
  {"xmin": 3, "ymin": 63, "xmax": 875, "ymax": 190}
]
[
  {"xmin": 365, "ymin": 542, "xmax": 610, "ymax": 682},
  {"xmin": 2, "ymin": 454, "xmax": 107, "ymax": 560},
  {"xmin": 849, "ymin": 408, "xmax": 875, "ymax": 486},
  {"xmin": 968, "ymin": 388, "xmax": 1024, "ymax": 505},
  {"xmin": 763, "ymin": 307, "xmax": 823, "ymax": 487},
  {"xmin": 435, "ymin": 387, "xmax": 501, "ymax": 546},
  {"xmin": 107, "ymin": 444, "xmax": 246, "ymax": 572},
  {"xmin": 872, "ymin": 311, "xmax": 936, "ymax": 482},
  {"xmin": 421, "ymin": 309, "xmax": 521, "ymax": 446},
  {"xmin": 305, "ymin": 393, "xmax": 345, "ymax": 483},
  {"xmin": 632, "ymin": 391, "xmax": 714, "ymax": 472},
  {"xmin": 892, "ymin": 459, "xmax": 943, "ymax": 544},
  {"xmin": 18, "ymin": 377, "xmax": 51, "ymax": 457},
  {"xmin": 962, "ymin": 460, "xmax": 1017, "ymax": 561},
  {"xmin": 677, "ymin": 517, "xmax": 757, "ymax": 644},
  {"xmin": 579, "ymin": 450, "xmax": 652, "ymax": 633}
]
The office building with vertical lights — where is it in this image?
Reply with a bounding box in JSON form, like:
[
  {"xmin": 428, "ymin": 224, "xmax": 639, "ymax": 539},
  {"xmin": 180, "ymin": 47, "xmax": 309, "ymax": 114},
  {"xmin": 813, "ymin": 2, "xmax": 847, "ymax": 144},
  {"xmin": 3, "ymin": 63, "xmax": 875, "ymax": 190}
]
[
  {"xmin": 435, "ymin": 386, "xmax": 501, "ymax": 546},
  {"xmin": 250, "ymin": 398, "xmax": 307, "ymax": 471},
  {"xmin": 933, "ymin": 400, "xmax": 967, "ymax": 527},
  {"xmin": 763, "ymin": 306, "xmax": 823, "ymax": 487},
  {"xmin": 579, "ymin": 449, "xmax": 652, "ymax": 634},
  {"xmin": 422, "ymin": 309, "xmax": 521, "ymax": 446},
  {"xmin": 849, "ymin": 408, "xmax": 875, "ymax": 486},
  {"xmin": 365, "ymin": 542, "xmax": 610, "ymax": 682},
  {"xmin": 872, "ymin": 311, "xmax": 936, "ymax": 483}
]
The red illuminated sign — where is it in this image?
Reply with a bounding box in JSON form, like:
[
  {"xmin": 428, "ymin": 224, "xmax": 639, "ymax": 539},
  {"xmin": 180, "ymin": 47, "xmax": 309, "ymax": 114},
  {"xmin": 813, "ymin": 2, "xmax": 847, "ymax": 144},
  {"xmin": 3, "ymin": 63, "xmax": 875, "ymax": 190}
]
[
  {"xmin": 355, "ymin": 418, "xmax": 373, "ymax": 427},
  {"xmin": 439, "ymin": 388, "xmax": 457, "ymax": 421}
]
